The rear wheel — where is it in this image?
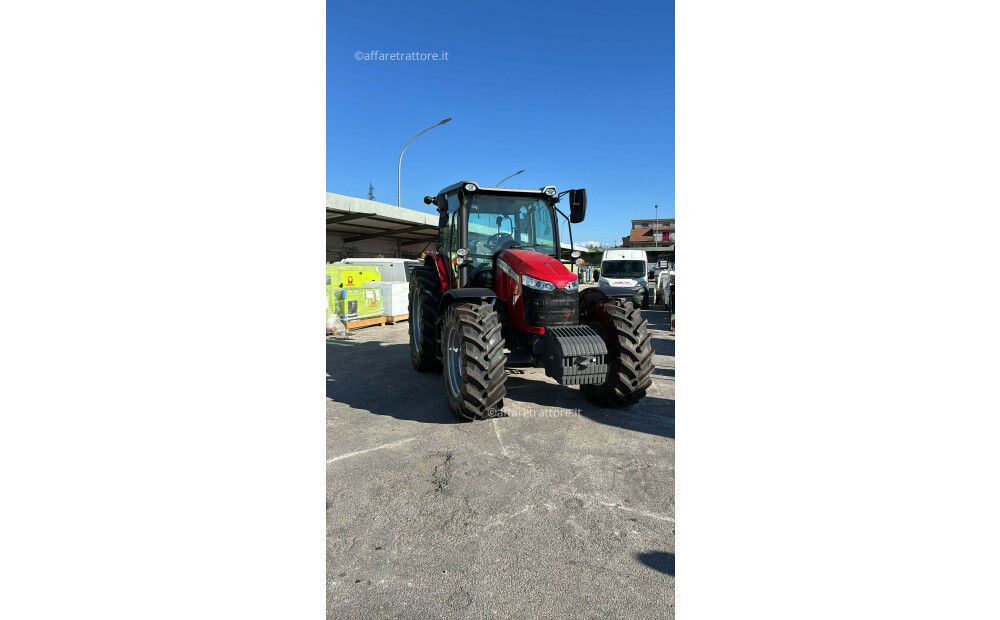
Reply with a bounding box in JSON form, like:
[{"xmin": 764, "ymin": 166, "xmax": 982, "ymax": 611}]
[
  {"xmin": 409, "ymin": 265, "xmax": 443, "ymax": 372},
  {"xmin": 441, "ymin": 302, "xmax": 506, "ymax": 420},
  {"xmin": 580, "ymin": 298, "xmax": 654, "ymax": 407}
]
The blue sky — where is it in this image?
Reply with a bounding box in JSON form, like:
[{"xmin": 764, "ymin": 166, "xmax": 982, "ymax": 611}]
[{"xmin": 327, "ymin": 0, "xmax": 674, "ymax": 246}]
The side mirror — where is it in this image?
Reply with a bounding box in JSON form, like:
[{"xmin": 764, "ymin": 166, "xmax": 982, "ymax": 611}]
[
  {"xmin": 423, "ymin": 196, "xmax": 436, "ymax": 205},
  {"xmin": 569, "ymin": 189, "xmax": 587, "ymax": 223}
]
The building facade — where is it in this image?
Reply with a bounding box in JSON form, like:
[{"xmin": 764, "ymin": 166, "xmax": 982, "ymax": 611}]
[{"xmin": 621, "ymin": 218, "xmax": 675, "ymax": 248}]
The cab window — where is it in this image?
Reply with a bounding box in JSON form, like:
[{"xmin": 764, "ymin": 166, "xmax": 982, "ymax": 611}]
[{"xmin": 438, "ymin": 192, "xmax": 460, "ymax": 253}]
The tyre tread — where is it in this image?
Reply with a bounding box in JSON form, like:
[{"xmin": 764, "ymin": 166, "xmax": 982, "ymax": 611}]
[
  {"xmin": 409, "ymin": 266, "xmax": 443, "ymax": 372},
  {"xmin": 580, "ymin": 298, "xmax": 654, "ymax": 407},
  {"xmin": 443, "ymin": 302, "xmax": 506, "ymax": 421}
]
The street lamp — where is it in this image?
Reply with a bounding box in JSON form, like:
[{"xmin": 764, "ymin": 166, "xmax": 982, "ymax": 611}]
[
  {"xmin": 497, "ymin": 169, "xmax": 524, "ymax": 187},
  {"xmin": 654, "ymin": 204, "xmax": 659, "ymax": 249},
  {"xmin": 398, "ymin": 118, "xmax": 452, "ymax": 207}
]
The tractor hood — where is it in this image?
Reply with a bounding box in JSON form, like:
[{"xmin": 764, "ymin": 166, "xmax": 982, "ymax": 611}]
[{"xmin": 497, "ymin": 249, "xmax": 577, "ymax": 289}]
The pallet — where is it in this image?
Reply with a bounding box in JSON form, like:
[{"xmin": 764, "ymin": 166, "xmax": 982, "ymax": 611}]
[
  {"xmin": 344, "ymin": 315, "xmax": 386, "ymax": 331},
  {"xmin": 385, "ymin": 313, "xmax": 409, "ymax": 324},
  {"xmin": 326, "ymin": 315, "xmax": 387, "ymax": 335}
]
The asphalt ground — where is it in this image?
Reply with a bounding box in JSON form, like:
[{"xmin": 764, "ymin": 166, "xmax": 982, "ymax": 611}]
[{"xmin": 326, "ymin": 306, "xmax": 675, "ymax": 619}]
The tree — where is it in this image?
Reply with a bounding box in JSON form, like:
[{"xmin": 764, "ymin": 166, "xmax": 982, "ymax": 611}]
[{"xmin": 367, "ymin": 182, "xmax": 375, "ymax": 201}]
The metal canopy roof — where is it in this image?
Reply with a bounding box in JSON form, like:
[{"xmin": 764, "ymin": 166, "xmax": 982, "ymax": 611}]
[
  {"xmin": 326, "ymin": 193, "xmax": 439, "ymax": 246},
  {"xmin": 326, "ymin": 192, "xmax": 588, "ymax": 252}
]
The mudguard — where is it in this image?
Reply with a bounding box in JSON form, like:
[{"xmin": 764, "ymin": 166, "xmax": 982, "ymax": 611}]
[
  {"xmin": 426, "ymin": 253, "xmax": 453, "ymax": 293},
  {"xmin": 440, "ymin": 287, "xmax": 496, "ymax": 313}
]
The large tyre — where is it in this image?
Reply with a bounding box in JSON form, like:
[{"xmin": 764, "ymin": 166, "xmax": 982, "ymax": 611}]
[
  {"xmin": 580, "ymin": 298, "xmax": 654, "ymax": 407},
  {"xmin": 409, "ymin": 265, "xmax": 443, "ymax": 372},
  {"xmin": 441, "ymin": 302, "xmax": 506, "ymax": 420}
]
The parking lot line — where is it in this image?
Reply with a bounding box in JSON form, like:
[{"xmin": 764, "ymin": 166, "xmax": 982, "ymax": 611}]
[
  {"xmin": 599, "ymin": 501, "xmax": 675, "ymax": 523},
  {"xmin": 492, "ymin": 418, "xmax": 510, "ymax": 457},
  {"xmin": 326, "ymin": 437, "xmax": 416, "ymax": 464}
]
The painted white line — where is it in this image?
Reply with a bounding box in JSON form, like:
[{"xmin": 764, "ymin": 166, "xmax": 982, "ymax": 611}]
[
  {"xmin": 484, "ymin": 505, "xmax": 534, "ymax": 531},
  {"xmin": 599, "ymin": 501, "xmax": 675, "ymax": 523},
  {"xmin": 492, "ymin": 418, "xmax": 510, "ymax": 458},
  {"xmin": 327, "ymin": 437, "xmax": 416, "ymax": 463}
]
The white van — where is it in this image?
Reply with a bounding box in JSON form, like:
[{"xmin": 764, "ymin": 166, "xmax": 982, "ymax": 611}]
[{"xmin": 598, "ymin": 249, "xmax": 650, "ymax": 308}]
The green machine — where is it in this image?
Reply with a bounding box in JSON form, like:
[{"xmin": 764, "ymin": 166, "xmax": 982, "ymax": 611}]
[
  {"xmin": 326, "ymin": 264, "xmax": 381, "ymax": 288},
  {"xmin": 326, "ymin": 264, "xmax": 384, "ymax": 321},
  {"xmin": 328, "ymin": 287, "xmax": 383, "ymax": 321}
]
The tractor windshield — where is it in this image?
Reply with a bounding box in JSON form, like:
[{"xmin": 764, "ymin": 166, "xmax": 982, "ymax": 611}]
[{"xmin": 465, "ymin": 194, "xmax": 556, "ymax": 262}]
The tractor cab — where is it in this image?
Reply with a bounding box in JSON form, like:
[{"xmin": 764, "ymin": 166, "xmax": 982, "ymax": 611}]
[{"xmin": 423, "ymin": 181, "xmax": 587, "ymax": 289}]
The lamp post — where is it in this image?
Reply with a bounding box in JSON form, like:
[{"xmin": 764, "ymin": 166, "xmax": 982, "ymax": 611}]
[
  {"xmin": 654, "ymin": 204, "xmax": 659, "ymax": 249},
  {"xmin": 497, "ymin": 169, "xmax": 524, "ymax": 187},
  {"xmin": 398, "ymin": 118, "xmax": 452, "ymax": 207}
]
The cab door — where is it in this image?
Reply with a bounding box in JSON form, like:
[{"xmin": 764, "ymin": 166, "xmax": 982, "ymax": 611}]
[{"xmin": 437, "ymin": 191, "xmax": 461, "ymax": 287}]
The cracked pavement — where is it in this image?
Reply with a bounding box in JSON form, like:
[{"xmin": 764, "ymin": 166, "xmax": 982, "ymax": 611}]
[{"xmin": 326, "ymin": 308, "xmax": 675, "ymax": 618}]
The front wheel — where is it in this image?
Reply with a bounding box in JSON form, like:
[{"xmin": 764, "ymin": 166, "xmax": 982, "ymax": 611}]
[
  {"xmin": 580, "ymin": 298, "xmax": 654, "ymax": 407},
  {"xmin": 441, "ymin": 302, "xmax": 506, "ymax": 420}
]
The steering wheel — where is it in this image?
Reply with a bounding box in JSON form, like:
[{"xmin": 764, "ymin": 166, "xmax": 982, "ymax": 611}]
[
  {"xmin": 487, "ymin": 232, "xmax": 515, "ymax": 251},
  {"xmin": 471, "ymin": 238, "xmax": 493, "ymax": 256}
]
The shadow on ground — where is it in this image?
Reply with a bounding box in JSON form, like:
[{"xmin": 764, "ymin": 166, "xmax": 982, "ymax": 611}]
[
  {"xmin": 637, "ymin": 551, "xmax": 675, "ymax": 576},
  {"xmin": 504, "ymin": 375, "xmax": 674, "ymax": 439},
  {"xmin": 640, "ymin": 310, "xmax": 675, "ymax": 359},
  {"xmin": 327, "ymin": 308, "xmax": 675, "ymax": 436},
  {"xmin": 650, "ymin": 336, "xmax": 674, "ymax": 357},
  {"xmin": 326, "ymin": 339, "xmax": 454, "ymax": 424},
  {"xmin": 642, "ymin": 308, "xmax": 672, "ymax": 326}
]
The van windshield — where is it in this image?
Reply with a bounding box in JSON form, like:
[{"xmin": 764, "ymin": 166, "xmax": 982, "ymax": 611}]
[{"xmin": 601, "ymin": 260, "xmax": 646, "ymax": 278}]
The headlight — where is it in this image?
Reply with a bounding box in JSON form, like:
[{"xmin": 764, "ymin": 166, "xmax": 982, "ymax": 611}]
[
  {"xmin": 464, "ymin": 183, "xmax": 477, "ymax": 192},
  {"xmin": 522, "ymin": 275, "xmax": 555, "ymax": 291},
  {"xmin": 599, "ymin": 278, "xmax": 609, "ymax": 286},
  {"xmin": 544, "ymin": 187, "xmax": 557, "ymax": 196},
  {"xmin": 564, "ymin": 280, "xmax": 579, "ymax": 291}
]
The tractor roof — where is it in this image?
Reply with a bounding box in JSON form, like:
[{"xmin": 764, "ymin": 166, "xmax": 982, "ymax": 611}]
[{"xmin": 436, "ymin": 181, "xmax": 557, "ymax": 197}]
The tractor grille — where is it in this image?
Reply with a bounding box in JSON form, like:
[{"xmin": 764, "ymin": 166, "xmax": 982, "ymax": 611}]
[{"xmin": 523, "ymin": 286, "xmax": 578, "ymax": 328}]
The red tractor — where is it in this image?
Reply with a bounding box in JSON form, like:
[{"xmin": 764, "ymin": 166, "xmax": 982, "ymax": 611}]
[{"xmin": 409, "ymin": 181, "xmax": 654, "ymax": 420}]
